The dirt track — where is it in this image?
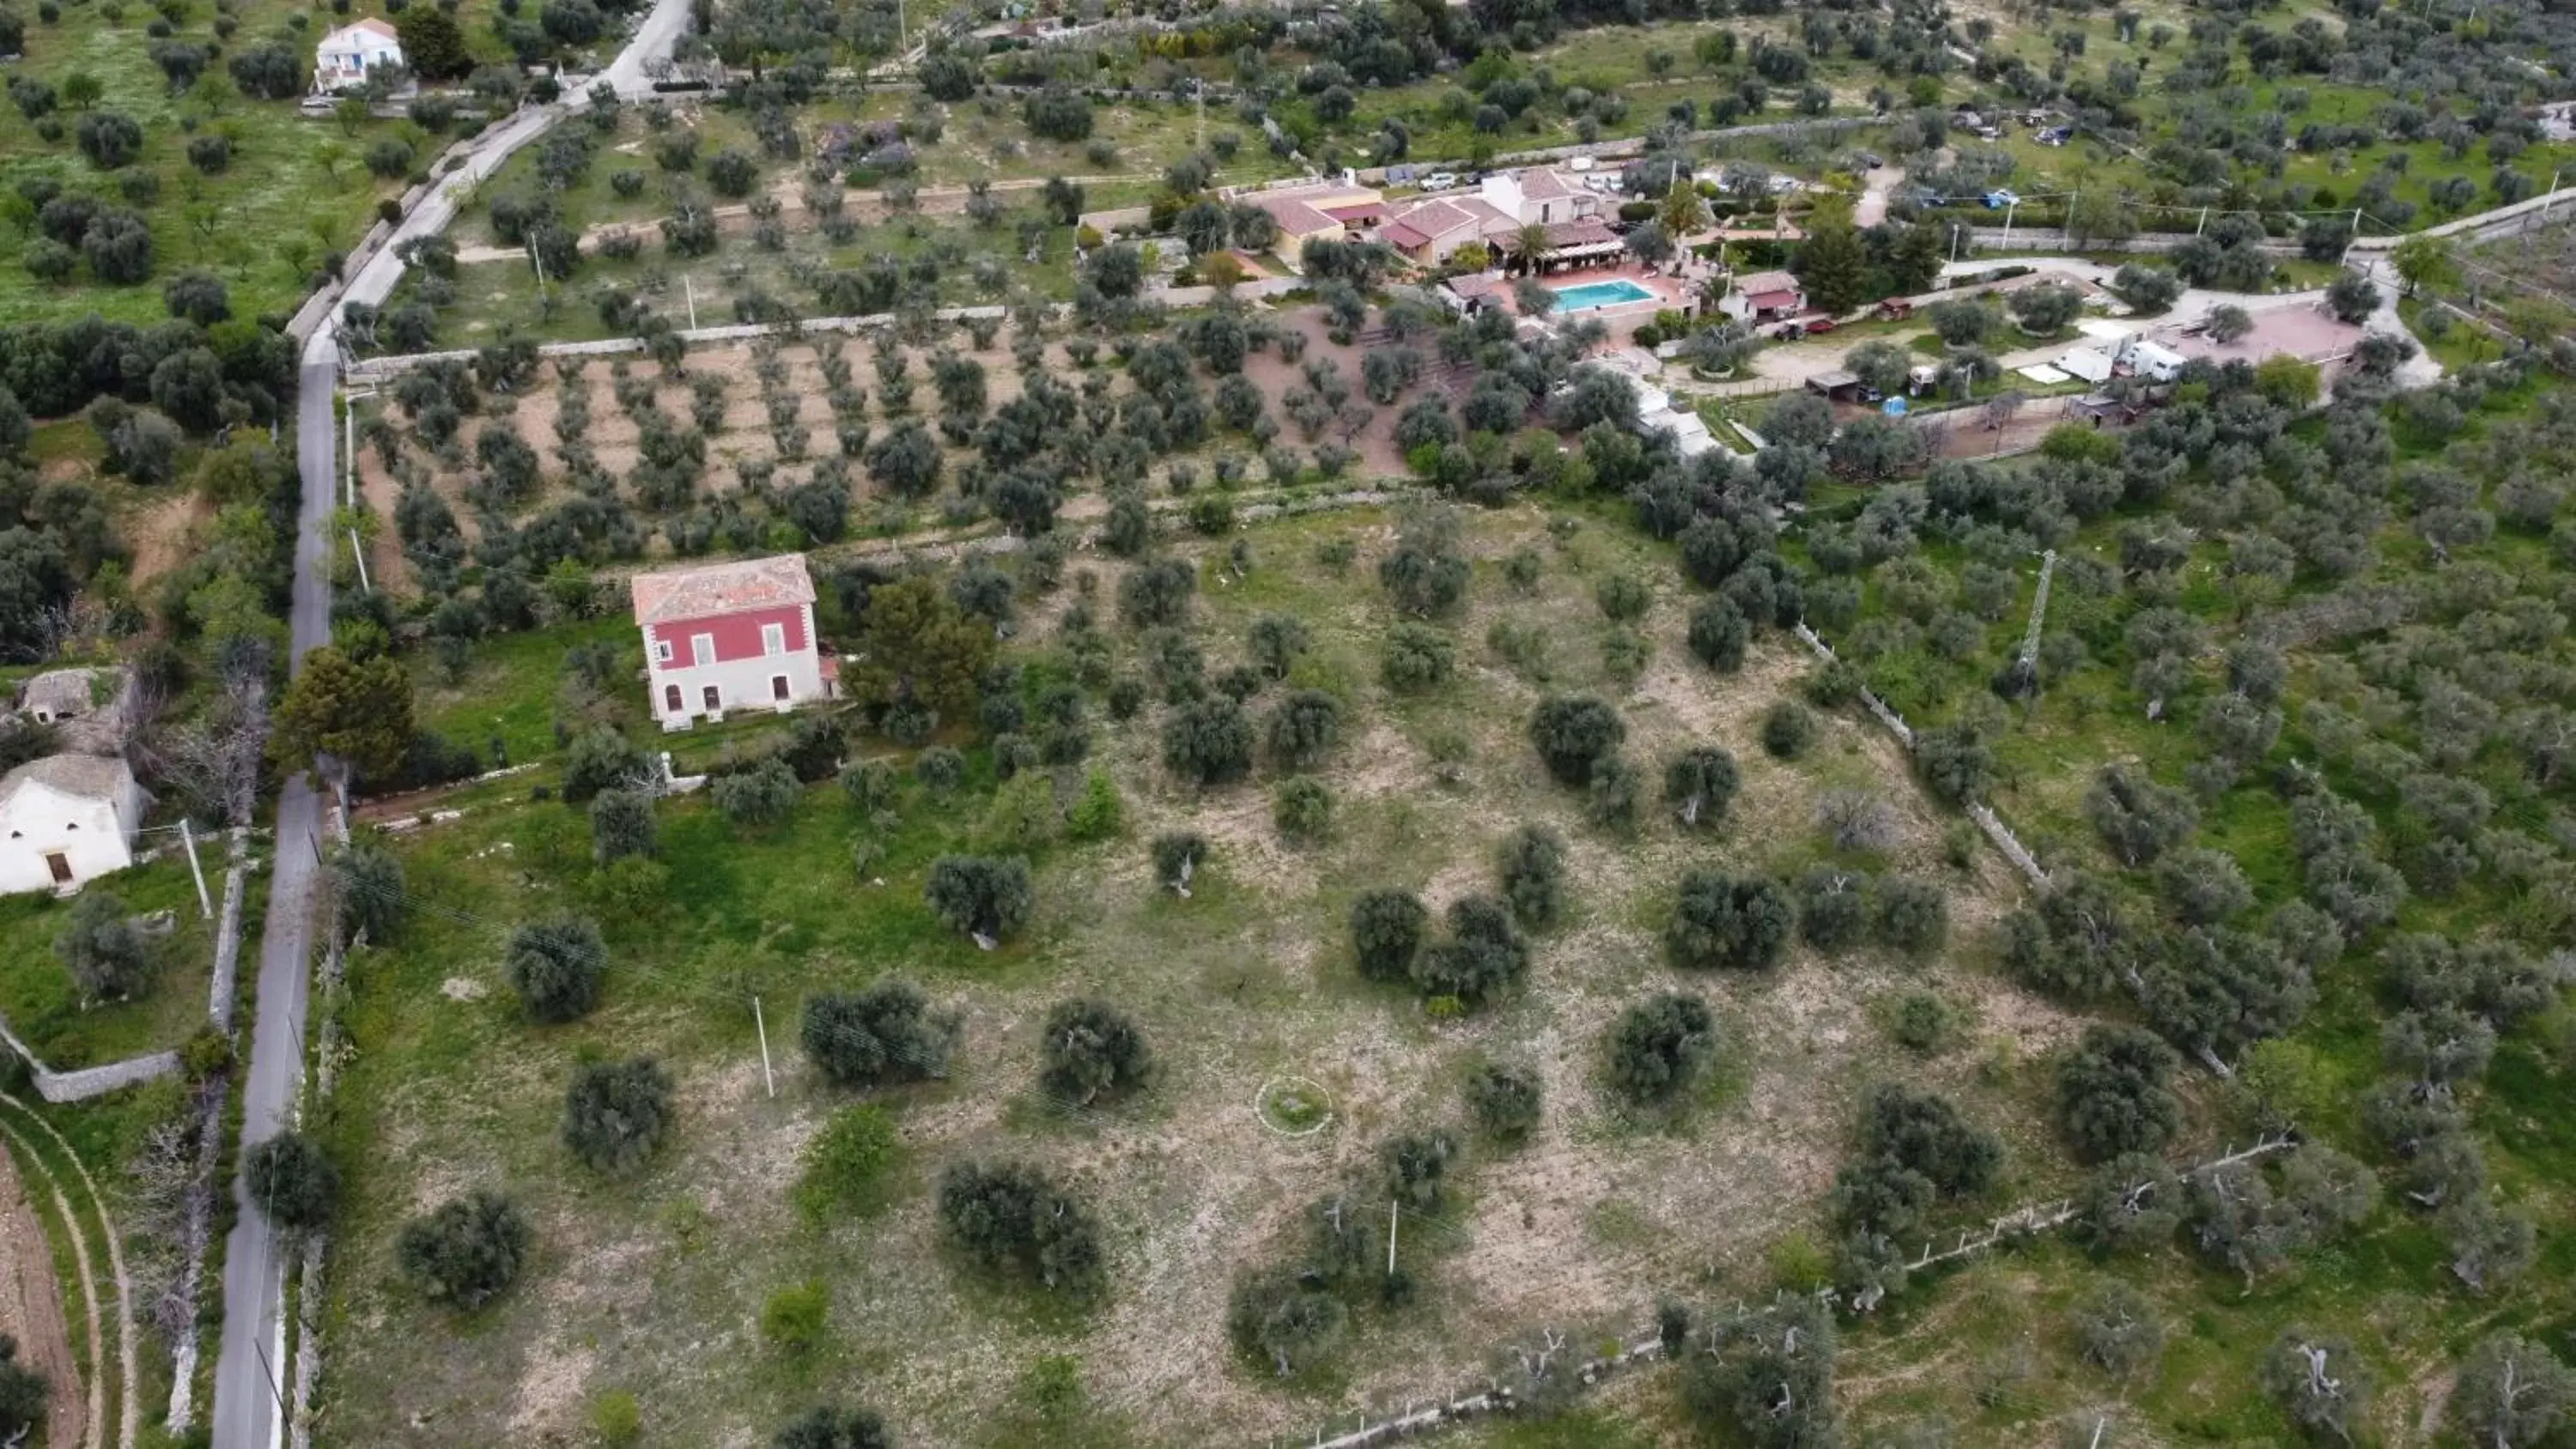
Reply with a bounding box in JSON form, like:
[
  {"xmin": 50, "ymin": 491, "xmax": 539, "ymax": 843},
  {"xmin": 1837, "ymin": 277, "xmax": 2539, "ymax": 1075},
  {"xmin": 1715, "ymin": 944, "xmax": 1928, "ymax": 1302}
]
[{"xmin": 0, "ymin": 1138, "xmax": 88, "ymax": 1448}]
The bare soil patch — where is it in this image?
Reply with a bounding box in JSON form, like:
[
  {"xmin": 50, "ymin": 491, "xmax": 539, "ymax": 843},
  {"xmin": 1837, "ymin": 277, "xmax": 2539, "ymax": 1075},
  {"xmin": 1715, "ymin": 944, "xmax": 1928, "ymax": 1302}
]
[{"xmin": 0, "ymin": 1141, "xmax": 87, "ymax": 1449}]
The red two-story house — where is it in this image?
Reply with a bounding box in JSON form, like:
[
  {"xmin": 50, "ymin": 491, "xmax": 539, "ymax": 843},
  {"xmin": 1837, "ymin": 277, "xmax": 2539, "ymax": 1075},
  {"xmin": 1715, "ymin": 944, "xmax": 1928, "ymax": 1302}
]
[{"xmin": 631, "ymin": 555, "xmax": 835, "ymax": 730}]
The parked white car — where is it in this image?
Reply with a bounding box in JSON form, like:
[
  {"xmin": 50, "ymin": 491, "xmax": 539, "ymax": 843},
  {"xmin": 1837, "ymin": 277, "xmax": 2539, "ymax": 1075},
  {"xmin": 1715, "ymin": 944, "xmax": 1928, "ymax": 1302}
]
[{"xmin": 1421, "ymin": 173, "xmax": 1459, "ymax": 191}]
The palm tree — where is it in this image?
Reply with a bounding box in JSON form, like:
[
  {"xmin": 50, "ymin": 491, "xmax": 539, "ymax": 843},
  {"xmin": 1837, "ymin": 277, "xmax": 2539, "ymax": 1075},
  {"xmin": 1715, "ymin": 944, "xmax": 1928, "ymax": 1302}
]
[{"xmin": 1516, "ymin": 222, "xmax": 1549, "ymax": 276}]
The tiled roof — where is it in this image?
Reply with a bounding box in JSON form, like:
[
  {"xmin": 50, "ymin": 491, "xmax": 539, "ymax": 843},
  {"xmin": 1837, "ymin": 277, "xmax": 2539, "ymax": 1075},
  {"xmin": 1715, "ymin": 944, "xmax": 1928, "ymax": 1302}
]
[
  {"xmin": 321, "ymin": 16, "xmax": 399, "ymax": 43},
  {"xmin": 1747, "ymin": 288, "xmax": 1801, "ymax": 310},
  {"xmin": 0, "ymin": 754, "xmax": 129, "ymax": 808},
  {"xmin": 631, "ymin": 555, "xmax": 816, "ymax": 627},
  {"xmin": 1540, "ymin": 217, "xmax": 1619, "ymax": 247},
  {"xmin": 1516, "ymin": 169, "xmax": 1580, "ymax": 202},
  {"xmin": 1263, "ymin": 200, "xmax": 1340, "ymax": 235},
  {"xmin": 1735, "ymin": 270, "xmax": 1800, "ymax": 295},
  {"xmin": 1386, "ymin": 196, "xmax": 1512, "ymax": 242}
]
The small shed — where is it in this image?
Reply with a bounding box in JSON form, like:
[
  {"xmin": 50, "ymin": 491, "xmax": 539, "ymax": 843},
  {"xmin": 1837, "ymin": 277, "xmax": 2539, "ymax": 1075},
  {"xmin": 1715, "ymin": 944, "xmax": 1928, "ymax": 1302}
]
[{"xmin": 1806, "ymin": 370, "xmax": 1864, "ymax": 401}]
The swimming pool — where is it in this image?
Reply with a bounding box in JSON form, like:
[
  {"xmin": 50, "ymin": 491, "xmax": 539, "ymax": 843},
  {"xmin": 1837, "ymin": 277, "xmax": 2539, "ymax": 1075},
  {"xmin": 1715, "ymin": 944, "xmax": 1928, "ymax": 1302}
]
[{"xmin": 1548, "ymin": 278, "xmax": 1656, "ymax": 311}]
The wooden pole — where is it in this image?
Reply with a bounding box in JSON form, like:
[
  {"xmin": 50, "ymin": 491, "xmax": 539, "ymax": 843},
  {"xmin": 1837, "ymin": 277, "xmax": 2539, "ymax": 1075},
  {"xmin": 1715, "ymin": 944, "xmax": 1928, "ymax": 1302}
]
[{"xmin": 753, "ymin": 995, "xmax": 775, "ymax": 1098}]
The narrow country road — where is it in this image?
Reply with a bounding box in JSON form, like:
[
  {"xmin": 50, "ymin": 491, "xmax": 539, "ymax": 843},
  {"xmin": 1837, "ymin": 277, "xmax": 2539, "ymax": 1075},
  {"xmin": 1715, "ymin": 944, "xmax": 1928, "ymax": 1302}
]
[{"xmin": 209, "ymin": 1, "xmax": 699, "ymax": 1444}]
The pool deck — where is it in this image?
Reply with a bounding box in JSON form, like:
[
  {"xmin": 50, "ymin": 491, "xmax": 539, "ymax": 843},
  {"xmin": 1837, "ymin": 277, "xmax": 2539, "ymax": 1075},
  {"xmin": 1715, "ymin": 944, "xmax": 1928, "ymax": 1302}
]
[{"xmin": 1524, "ymin": 264, "xmax": 1699, "ymax": 329}]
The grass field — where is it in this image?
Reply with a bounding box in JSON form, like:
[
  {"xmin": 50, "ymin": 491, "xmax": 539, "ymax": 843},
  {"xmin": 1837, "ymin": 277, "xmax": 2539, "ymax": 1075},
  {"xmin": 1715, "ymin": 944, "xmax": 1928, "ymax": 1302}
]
[
  {"xmin": 315, "ymin": 501, "xmax": 2087, "ymax": 1447},
  {"xmin": 0, "ymin": 0, "xmax": 414, "ymax": 326},
  {"xmin": 0, "ymin": 849, "xmax": 216, "ymax": 1069}
]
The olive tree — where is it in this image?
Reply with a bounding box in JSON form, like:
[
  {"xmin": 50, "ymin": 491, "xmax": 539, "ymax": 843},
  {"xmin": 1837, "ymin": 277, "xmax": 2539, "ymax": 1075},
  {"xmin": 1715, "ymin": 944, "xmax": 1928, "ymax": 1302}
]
[
  {"xmin": 1352, "ymin": 889, "xmax": 1429, "ymax": 981},
  {"xmin": 504, "ymin": 915, "xmax": 606, "ymax": 1023},
  {"xmin": 1039, "ymin": 997, "xmax": 1152, "ymax": 1104},
  {"xmin": 937, "ymin": 1160, "xmax": 1104, "ymax": 1295},
  {"xmin": 1666, "ymin": 871, "xmax": 1795, "ymax": 971},
  {"xmin": 1496, "ymin": 825, "xmax": 1566, "ymax": 928},
  {"xmin": 924, "ymin": 855, "xmax": 1034, "ymax": 942},
  {"xmin": 802, "ymin": 979, "xmax": 961, "ymax": 1087},
  {"xmin": 1663, "ymin": 746, "xmax": 1740, "ymax": 829},
  {"xmin": 1529, "ymin": 694, "xmax": 1626, "ymax": 785},
  {"xmin": 1606, "ymin": 992, "xmax": 1718, "ymax": 1104},
  {"xmin": 2057, "ymin": 1024, "xmax": 2181, "ymax": 1161},
  {"xmin": 55, "ymin": 891, "xmax": 158, "ymax": 1002},
  {"xmin": 560, "ymin": 1056, "xmax": 675, "ymax": 1173},
  {"xmin": 246, "ymin": 1131, "xmax": 339, "ymax": 1234},
  {"xmin": 397, "ymin": 1191, "xmax": 532, "ymax": 1308}
]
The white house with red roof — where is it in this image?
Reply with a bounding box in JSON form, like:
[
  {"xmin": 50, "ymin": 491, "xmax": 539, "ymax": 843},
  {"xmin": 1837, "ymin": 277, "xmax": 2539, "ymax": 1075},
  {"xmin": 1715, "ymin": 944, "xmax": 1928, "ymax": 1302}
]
[
  {"xmin": 1718, "ymin": 270, "xmax": 1807, "ymax": 324},
  {"xmin": 631, "ymin": 555, "xmax": 835, "ymax": 730},
  {"xmin": 313, "ymin": 17, "xmax": 404, "ymax": 93},
  {"xmin": 1477, "ymin": 169, "xmax": 1601, "ymax": 227}
]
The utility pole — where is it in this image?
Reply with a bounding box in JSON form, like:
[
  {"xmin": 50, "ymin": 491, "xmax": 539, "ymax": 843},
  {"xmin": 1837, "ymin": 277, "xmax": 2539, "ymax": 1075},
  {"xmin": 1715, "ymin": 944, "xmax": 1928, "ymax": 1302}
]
[
  {"xmin": 684, "ymin": 274, "xmax": 699, "ymax": 330},
  {"xmin": 753, "ymin": 996, "xmax": 775, "ymax": 1098},
  {"xmin": 2002, "ymin": 197, "xmax": 2018, "ymax": 246},
  {"xmin": 180, "ymin": 819, "xmax": 212, "ymax": 919},
  {"xmin": 528, "ymin": 237, "xmax": 548, "ymax": 308},
  {"xmin": 348, "ymin": 530, "xmax": 372, "ymax": 594},
  {"xmin": 2196, "ymin": 203, "xmax": 2208, "ymax": 236},
  {"xmin": 1387, "ymin": 1201, "xmax": 1399, "ymax": 1275}
]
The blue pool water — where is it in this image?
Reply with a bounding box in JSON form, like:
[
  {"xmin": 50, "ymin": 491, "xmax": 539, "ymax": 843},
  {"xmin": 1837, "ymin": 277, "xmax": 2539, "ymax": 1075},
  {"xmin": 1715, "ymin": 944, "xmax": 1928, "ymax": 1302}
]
[{"xmin": 1548, "ymin": 278, "xmax": 1656, "ymax": 310}]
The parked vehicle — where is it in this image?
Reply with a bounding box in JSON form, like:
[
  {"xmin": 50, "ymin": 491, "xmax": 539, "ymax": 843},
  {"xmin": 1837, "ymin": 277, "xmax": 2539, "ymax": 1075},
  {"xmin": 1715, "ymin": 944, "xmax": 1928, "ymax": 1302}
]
[
  {"xmin": 1423, "ymin": 173, "xmax": 1459, "ymax": 191},
  {"xmin": 1983, "ymin": 189, "xmax": 2021, "ymax": 209}
]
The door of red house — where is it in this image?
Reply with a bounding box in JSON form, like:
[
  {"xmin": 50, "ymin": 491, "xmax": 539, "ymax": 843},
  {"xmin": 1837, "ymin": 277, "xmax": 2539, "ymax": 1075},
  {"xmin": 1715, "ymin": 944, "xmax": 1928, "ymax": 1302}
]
[
  {"xmin": 45, "ymin": 852, "xmax": 70, "ymax": 884},
  {"xmin": 702, "ymin": 685, "xmax": 721, "ymax": 712},
  {"xmin": 664, "ymin": 684, "xmax": 682, "ymax": 714},
  {"xmin": 771, "ymin": 675, "xmax": 790, "ymax": 701}
]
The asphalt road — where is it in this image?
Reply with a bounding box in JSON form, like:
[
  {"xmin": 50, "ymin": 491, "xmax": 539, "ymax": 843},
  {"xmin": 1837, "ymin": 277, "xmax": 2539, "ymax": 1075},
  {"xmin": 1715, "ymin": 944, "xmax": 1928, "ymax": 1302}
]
[
  {"xmin": 207, "ymin": 352, "xmax": 334, "ymax": 1449},
  {"xmin": 207, "ymin": 1, "xmax": 697, "ymax": 1442}
]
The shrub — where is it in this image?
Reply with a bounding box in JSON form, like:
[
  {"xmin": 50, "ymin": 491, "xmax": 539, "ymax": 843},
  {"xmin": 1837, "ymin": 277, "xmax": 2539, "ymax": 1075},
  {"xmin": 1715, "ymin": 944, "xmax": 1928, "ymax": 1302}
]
[
  {"xmin": 1666, "ymin": 871, "xmax": 1795, "ymax": 971},
  {"xmin": 1039, "ymin": 997, "xmax": 1152, "ymax": 1104},
  {"xmin": 1352, "ymin": 889, "xmax": 1429, "ymax": 982},
  {"xmin": 714, "ymin": 757, "xmax": 801, "ymax": 828},
  {"xmin": 1465, "ymin": 1061, "xmax": 1543, "ymax": 1143},
  {"xmin": 773, "ymin": 1404, "xmax": 895, "ymax": 1449},
  {"xmin": 1273, "ymin": 776, "xmax": 1334, "ymax": 841},
  {"xmin": 1888, "ymin": 991, "xmax": 1958, "ymax": 1052},
  {"xmin": 1380, "ymin": 623, "xmax": 1455, "ymax": 690},
  {"xmin": 1496, "ymin": 825, "xmax": 1565, "ymax": 928},
  {"xmin": 1762, "ymin": 700, "xmax": 1818, "ymax": 757},
  {"xmin": 560, "ymin": 1056, "xmax": 674, "ymax": 1173},
  {"xmin": 802, "ymin": 979, "xmax": 961, "ymax": 1086},
  {"xmin": 396, "ymin": 1190, "xmax": 532, "ymax": 1308},
  {"xmin": 1595, "ymin": 572, "xmax": 1651, "ymax": 622},
  {"xmin": 914, "ymin": 745, "xmax": 964, "ymax": 790},
  {"xmin": 503, "ymin": 915, "xmax": 605, "ymax": 1022},
  {"xmin": 938, "ymin": 1160, "xmax": 1104, "ymax": 1294},
  {"xmin": 795, "ymin": 1104, "xmax": 902, "ymax": 1218},
  {"xmin": 246, "ymin": 1131, "xmax": 338, "ymax": 1233},
  {"xmin": 924, "ymin": 854, "xmax": 1034, "ymax": 940},
  {"xmin": 1607, "ymin": 992, "xmax": 1718, "ymax": 1104},
  {"xmin": 1529, "ymin": 694, "xmax": 1625, "ymax": 785},
  {"xmin": 1687, "ymin": 596, "xmax": 1749, "ymax": 671},
  {"xmin": 1873, "ymin": 876, "xmax": 1948, "ymax": 954},
  {"xmin": 1151, "ymin": 830, "xmax": 1207, "ymax": 894},
  {"xmin": 590, "ymin": 788, "xmax": 656, "ymax": 864},
  {"xmin": 761, "ymin": 1280, "xmax": 831, "ymax": 1351},
  {"xmin": 562, "ymin": 725, "xmax": 649, "ymax": 802}
]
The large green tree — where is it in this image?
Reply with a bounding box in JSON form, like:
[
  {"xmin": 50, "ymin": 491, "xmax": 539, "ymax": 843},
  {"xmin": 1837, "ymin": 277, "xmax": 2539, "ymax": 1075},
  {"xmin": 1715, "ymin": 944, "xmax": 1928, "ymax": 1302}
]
[
  {"xmin": 1791, "ymin": 216, "xmax": 1872, "ymax": 315},
  {"xmin": 271, "ymin": 646, "xmax": 413, "ymax": 786},
  {"xmin": 848, "ymin": 578, "xmax": 994, "ymax": 723}
]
